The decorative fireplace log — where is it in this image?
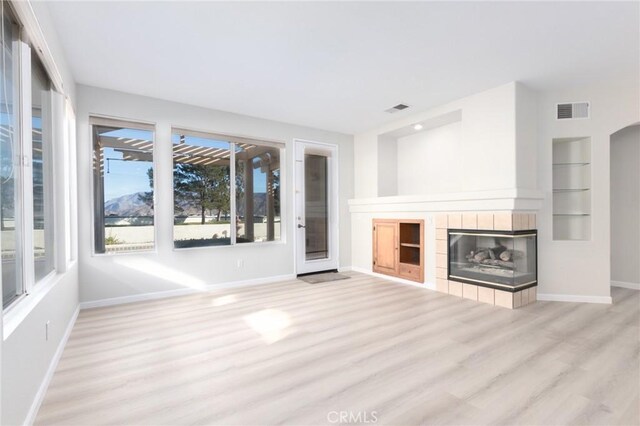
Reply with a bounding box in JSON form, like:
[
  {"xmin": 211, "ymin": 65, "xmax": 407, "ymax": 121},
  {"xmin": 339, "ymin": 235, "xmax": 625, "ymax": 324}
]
[
  {"xmin": 472, "ymin": 250, "xmax": 490, "ymax": 262},
  {"xmin": 489, "ymin": 246, "xmax": 507, "ymax": 260},
  {"xmin": 484, "ymin": 259, "xmax": 515, "ymax": 268},
  {"xmin": 467, "ymin": 254, "xmax": 515, "ymax": 269},
  {"xmin": 499, "ymin": 249, "xmax": 525, "ymax": 262}
]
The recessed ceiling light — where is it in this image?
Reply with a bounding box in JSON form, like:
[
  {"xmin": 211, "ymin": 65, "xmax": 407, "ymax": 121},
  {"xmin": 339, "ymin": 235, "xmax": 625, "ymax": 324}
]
[{"xmin": 414, "ymin": 124, "xmax": 423, "ymax": 131}]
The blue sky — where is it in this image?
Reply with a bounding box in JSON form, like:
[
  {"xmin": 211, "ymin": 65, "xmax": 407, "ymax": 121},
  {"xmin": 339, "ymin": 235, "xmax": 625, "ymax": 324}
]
[
  {"xmin": 102, "ymin": 128, "xmax": 154, "ymax": 201},
  {"xmin": 102, "ymin": 130, "xmax": 268, "ymax": 202},
  {"xmin": 103, "ymin": 146, "xmax": 153, "ymax": 200}
]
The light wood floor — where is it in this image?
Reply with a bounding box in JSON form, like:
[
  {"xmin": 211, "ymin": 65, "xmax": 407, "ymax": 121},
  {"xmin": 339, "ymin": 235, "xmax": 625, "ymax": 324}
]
[{"xmin": 36, "ymin": 273, "xmax": 639, "ymax": 426}]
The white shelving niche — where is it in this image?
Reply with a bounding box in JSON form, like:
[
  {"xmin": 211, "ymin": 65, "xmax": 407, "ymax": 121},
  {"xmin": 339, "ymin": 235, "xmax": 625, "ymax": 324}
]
[{"xmin": 552, "ymin": 137, "xmax": 591, "ymax": 241}]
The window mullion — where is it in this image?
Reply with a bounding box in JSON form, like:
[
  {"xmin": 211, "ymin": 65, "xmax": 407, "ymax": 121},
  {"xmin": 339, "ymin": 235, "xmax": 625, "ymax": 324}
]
[
  {"xmin": 230, "ymin": 143, "xmax": 236, "ymax": 245},
  {"xmin": 18, "ymin": 39, "xmax": 34, "ymax": 294},
  {"xmin": 51, "ymin": 91, "xmax": 67, "ymax": 272}
]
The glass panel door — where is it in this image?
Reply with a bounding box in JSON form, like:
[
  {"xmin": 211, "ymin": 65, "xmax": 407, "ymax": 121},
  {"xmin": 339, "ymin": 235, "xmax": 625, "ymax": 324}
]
[
  {"xmin": 295, "ymin": 140, "xmax": 338, "ymax": 275},
  {"xmin": 304, "ymin": 154, "xmax": 328, "ymax": 260}
]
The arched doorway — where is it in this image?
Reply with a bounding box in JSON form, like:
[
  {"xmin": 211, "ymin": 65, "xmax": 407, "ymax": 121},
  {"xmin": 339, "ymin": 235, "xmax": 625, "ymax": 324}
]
[{"xmin": 610, "ymin": 123, "xmax": 640, "ymax": 290}]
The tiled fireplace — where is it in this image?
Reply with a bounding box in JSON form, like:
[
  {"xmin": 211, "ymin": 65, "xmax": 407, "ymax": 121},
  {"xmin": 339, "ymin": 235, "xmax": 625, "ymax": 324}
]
[{"xmin": 435, "ymin": 212, "xmax": 537, "ymax": 309}]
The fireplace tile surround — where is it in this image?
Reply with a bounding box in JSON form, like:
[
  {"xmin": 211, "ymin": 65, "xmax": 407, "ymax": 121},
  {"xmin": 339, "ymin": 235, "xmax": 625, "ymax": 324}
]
[{"xmin": 435, "ymin": 212, "xmax": 537, "ymax": 309}]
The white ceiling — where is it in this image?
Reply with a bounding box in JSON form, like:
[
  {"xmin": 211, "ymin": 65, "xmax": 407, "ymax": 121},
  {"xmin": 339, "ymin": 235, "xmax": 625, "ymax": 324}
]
[{"xmin": 45, "ymin": 1, "xmax": 639, "ymax": 134}]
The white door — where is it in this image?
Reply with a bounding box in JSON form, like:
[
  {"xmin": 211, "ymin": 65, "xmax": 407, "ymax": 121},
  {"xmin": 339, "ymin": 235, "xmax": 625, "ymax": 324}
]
[{"xmin": 295, "ymin": 140, "xmax": 339, "ymax": 275}]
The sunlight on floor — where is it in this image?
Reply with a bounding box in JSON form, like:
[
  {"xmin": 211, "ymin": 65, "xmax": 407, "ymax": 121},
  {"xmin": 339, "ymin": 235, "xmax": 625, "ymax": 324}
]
[
  {"xmin": 243, "ymin": 309, "xmax": 293, "ymax": 344},
  {"xmin": 212, "ymin": 295, "xmax": 237, "ymax": 307}
]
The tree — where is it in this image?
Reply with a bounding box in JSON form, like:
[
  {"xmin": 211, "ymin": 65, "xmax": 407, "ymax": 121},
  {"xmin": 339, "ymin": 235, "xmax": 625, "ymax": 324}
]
[
  {"xmin": 140, "ymin": 167, "xmax": 186, "ymax": 215},
  {"xmin": 173, "ymin": 163, "xmax": 230, "ymax": 224},
  {"xmin": 139, "ymin": 167, "xmax": 154, "ymax": 211}
]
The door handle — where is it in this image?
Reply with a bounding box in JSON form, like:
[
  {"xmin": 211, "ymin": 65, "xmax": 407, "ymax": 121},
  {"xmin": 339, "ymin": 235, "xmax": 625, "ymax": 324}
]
[{"xmin": 298, "ymin": 224, "xmax": 306, "ymax": 228}]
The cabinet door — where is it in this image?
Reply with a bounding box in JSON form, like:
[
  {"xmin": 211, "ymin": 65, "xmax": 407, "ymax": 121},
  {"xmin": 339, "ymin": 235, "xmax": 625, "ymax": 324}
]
[{"xmin": 373, "ymin": 221, "xmax": 398, "ymax": 275}]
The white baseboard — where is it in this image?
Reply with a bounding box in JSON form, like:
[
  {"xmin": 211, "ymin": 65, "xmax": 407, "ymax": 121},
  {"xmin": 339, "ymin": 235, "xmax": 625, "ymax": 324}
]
[
  {"xmin": 24, "ymin": 305, "xmax": 79, "ymax": 426},
  {"xmin": 351, "ymin": 266, "xmax": 436, "ymax": 291},
  {"xmin": 611, "ymin": 280, "xmax": 640, "ymax": 290},
  {"xmin": 79, "ymin": 273, "xmax": 297, "ymax": 310},
  {"xmin": 537, "ymin": 293, "xmax": 613, "ymax": 304},
  {"xmin": 338, "ymin": 266, "xmax": 353, "ymax": 273}
]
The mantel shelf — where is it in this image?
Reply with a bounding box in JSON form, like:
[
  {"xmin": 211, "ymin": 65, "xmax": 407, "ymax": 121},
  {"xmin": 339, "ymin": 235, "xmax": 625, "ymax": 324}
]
[
  {"xmin": 553, "ymin": 188, "xmax": 590, "ymax": 193},
  {"xmin": 552, "ymin": 162, "xmax": 590, "ymax": 167}
]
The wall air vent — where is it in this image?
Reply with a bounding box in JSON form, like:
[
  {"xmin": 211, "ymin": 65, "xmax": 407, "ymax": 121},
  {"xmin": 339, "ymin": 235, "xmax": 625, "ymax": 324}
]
[
  {"xmin": 556, "ymin": 102, "xmax": 590, "ymax": 120},
  {"xmin": 385, "ymin": 103, "xmax": 410, "ymax": 113}
]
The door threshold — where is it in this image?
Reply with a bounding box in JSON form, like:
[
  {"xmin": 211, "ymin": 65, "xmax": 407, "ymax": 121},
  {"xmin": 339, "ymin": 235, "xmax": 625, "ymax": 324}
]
[{"xmin": 296, "ymin": 269, "xmax": 339, "ymax": 278}]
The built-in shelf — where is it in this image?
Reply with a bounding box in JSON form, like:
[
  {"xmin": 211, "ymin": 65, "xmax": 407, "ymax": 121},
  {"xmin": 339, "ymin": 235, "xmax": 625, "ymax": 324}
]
[
  {"xmin": 400, "ymin": 242, "xmax": 421, "ymax": 248},
  {"xmin": 552, "ymin": 137, "xmax": 591, "ymax": 241},
  {"xmin": 373, "ymin": 219, "xmax": 424, "ymax": 283}
]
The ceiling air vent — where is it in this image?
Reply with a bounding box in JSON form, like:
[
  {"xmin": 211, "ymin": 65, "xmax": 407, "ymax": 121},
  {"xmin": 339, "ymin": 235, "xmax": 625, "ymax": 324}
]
[
  {"xmin": 557, "ymin": 102, "xmax": 590, "ymax": 120},
  {"xmin": 385, "ymin": 103, "xmax": 410, "ymax": 114}
]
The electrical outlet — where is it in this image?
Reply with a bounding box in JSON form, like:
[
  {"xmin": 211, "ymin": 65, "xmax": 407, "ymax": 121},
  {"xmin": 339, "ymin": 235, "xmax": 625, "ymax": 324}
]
[{"xmin": 45, "ymin": 321, "xmax": 50, "ymax": 341}]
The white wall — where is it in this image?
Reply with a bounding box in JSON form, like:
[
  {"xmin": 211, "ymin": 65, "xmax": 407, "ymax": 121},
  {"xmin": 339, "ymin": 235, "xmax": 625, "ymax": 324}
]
[
  {"xmin": 2, "ymin": 268, "xmax": 78, "ymax": 426},
  {"xmin": 354, "ymin": 82, "xmax": 518, "ymax": 199},
  {"xmin": 377, "ymin": 135, "xmax": 397, "ymax": 197},
  {"xmin": 396, "ymin": 121, "xmax": 462, "ymax": 195},
  {"xmin": 515, "ymin": 83, "xmax": 538, "ymax": 190},
  {"xmin": 536, "ymin": 77, "xmax": 640, "ymax": 300},
  {"xmin": 76, "ymin": 85, "xmax": 353, "ymax": 303},
  {"xmin": 610, "ymin": 125, "xmax": 640, "ymax": 286},
  {"xmin": 2, "ymin": 2, "xmax": 79, "ymax": 425}
]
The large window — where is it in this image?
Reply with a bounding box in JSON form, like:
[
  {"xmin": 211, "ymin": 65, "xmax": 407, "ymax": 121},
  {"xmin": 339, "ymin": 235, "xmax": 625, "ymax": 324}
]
[
  {"xmin": 172, "ymin": 129, "xmax": 282, "ymax": 248},
  {"xmin": 1, "ymin": 0, "xmax": 61, "ymax": 309},
  {"xmin": 235, "ymin": 144, "xmax": 281, "ymax": 243},
  {"xmin": 1, "ymin": 3, "xmax": 21, "ymax": 306},
  {"xmin": 92, "ymin": 119, "xmax": 155, "ymax": 254}
]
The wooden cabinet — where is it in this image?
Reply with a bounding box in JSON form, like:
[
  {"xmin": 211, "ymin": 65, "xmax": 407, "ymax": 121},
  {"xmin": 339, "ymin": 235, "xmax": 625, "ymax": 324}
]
[
  {"xmin": 372, "ymin": 221, "xmax": 398, "ymax": 275},
  {"xmin": 372, "ymin": 219, "xmax": 424, "ymax": 283}
]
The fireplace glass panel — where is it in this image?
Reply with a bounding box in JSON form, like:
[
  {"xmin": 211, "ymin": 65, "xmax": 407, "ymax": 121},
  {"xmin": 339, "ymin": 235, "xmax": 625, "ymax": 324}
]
[{"xmin": 448, "ymin": 230, "xmax": 537, "ymax": 288}]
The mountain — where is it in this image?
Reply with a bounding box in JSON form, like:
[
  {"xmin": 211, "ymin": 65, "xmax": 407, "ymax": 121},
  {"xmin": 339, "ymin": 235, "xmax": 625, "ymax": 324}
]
[{"xmin": 104, "ymin": 192, "xmax": 153, "ymax": 216}]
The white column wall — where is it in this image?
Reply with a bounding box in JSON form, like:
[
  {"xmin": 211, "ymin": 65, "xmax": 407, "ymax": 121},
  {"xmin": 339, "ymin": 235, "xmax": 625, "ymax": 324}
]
[{"xmin": 536, "ymin": 77, "xmax": 640, "ymax": 300}]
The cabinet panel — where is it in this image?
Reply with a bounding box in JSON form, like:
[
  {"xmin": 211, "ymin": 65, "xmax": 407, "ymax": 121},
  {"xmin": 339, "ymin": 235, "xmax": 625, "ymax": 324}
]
[
  {"xmin": 399, "ymin": 263, "xmax": 421, "ymax": 281},
  {"xmin": 373, "ymin": 221, "xmax": 398, "ymax": 275}
]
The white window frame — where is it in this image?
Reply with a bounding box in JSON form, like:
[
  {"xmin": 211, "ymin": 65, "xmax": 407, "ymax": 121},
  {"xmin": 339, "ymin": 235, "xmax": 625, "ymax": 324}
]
[
  {"xmin": 2, "ymin": 0, "xmax": 72, "ymax": 314},
  {"xmin": 89, "ymin": 115, "xmax": 158, "ymax": 256},
  {"xmin": 171, "ymin": 127, "xmax": 285, "ymax": 250},
  {"xmin": 65, "ymin": 99, "xmax": 78, "ymax": 265}
]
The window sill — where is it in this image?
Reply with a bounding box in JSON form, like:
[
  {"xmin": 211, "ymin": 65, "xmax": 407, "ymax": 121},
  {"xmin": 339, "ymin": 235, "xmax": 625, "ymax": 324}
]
[
  {"xmin": 91, "ymin": 248, "xmax": 157, "ymax": 258},
  {"xmin": 3, "ymin": 263, "xmax": 76, "ymax": 340},
  {"xmin": 172, "ymin": 239, "xmax": 286, "ymax": 252}
]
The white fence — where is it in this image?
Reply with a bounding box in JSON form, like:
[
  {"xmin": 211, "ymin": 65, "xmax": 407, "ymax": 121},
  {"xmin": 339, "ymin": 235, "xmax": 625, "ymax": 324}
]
[{"xmin": 105, "ymin": 223, "xmax": 281, "ymax": 246}]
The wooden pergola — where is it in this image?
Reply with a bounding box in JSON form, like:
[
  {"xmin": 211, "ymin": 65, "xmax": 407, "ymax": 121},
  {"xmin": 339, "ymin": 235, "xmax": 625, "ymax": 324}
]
[{"xmin": 93, "ymin": 132, "xmax": 281, "ymax": 245}]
